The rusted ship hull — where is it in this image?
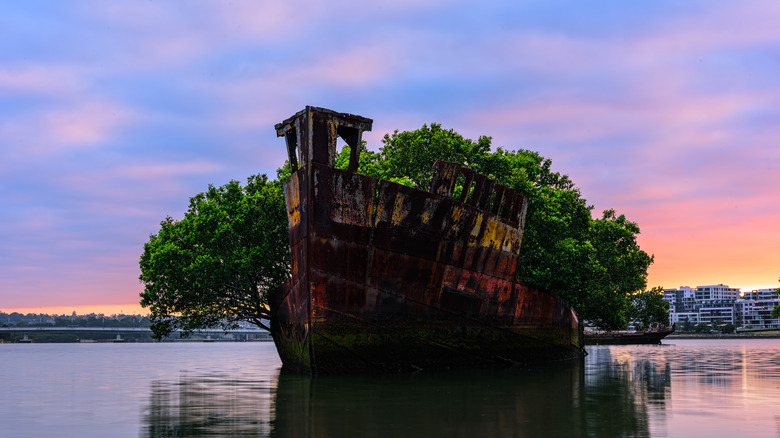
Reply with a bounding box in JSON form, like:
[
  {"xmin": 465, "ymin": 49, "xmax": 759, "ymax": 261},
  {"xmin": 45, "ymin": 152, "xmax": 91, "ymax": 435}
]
[{"xmin": 270, "ymin": 107, "xmax": 584, "ymax": 373}]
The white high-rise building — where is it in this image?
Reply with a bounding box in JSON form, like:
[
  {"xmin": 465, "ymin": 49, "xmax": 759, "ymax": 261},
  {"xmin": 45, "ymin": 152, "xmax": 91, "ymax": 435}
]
[{"xmin": 694, "ymin": 284, "xmax": 740, "ymax": 301}]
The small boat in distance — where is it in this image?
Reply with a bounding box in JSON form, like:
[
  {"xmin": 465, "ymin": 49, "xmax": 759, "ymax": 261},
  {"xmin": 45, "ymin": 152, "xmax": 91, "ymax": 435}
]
[
  {"xmin": 270, "ymin": 107, "xmax": 585, "ymax": 373},
  {"xmin": 584, "ymin": 324, "xmax": 676, "ymax": 345}
]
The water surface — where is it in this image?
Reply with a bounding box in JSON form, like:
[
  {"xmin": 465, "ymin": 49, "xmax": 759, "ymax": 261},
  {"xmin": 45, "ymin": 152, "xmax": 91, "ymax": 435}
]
[{"xmin": 2, "ymin": 339, "xmax": 780, "ymax": 437}]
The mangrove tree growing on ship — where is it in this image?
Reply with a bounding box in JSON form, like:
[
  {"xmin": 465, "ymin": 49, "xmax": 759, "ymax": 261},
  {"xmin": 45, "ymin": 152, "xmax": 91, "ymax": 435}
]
[{"xmin": 139, "ymin": 123, "xmax": 653, "ymax": 337}]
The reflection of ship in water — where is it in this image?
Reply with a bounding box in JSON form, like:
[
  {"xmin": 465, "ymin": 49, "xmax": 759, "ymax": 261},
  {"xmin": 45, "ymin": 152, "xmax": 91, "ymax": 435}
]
[
  {"xmin": 139, "ymin": 348, "xmax": 675, "ymax": 437},
  {"xmin": 271, "ymin": 364, "xmax": 584, "ymax": 437},
  {"xmin": 270, "ymin": 357, "xmax": 655, "ymax": 438}
]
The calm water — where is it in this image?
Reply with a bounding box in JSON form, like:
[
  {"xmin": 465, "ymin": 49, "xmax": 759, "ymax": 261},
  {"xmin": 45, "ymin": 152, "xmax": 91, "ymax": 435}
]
[{"xmin": 2, "ymin": 339, "xmax": 780, "ymax": 437}]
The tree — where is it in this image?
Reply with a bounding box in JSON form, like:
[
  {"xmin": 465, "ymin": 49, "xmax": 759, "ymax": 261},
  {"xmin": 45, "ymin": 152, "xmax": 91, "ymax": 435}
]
[
  {"xmin": 770, "ymin": 277, "xmax": 780, "ymax": 318},
  {"xmin": 627, "ymin": 287, "xmax": 671, "ymax": 331},
  {"xmin": 141, "ymin": 123, "xmax": 653, "ymax": 334},
  {"xmin": 139, "ymin": 175, "xmax": 289, "ymax": 339},
  {"xmin": 584, "ymin": 211, "xmax": 655, "ymax": 329},
  {"xmin": 378, "ymin": 124, "xmax": 492, "ymax": 190},
  {"xmin": 366, "ymin": 127, "xmax": 653, "ymax": 330}
]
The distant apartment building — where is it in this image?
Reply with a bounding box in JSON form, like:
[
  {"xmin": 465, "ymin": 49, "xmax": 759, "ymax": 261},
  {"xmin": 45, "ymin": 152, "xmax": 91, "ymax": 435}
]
[
  {"xmin": 737, "ymin": 289, "xmax": 780, "ymax": 329},
  {"xmin": 664, "ymin": 285, "xmax": 780, "ymax": 329},
  {"xmin": 663, "ymin": 286, "xmax": 699, "ymax": 324},
  {"xmin": 694, "ymin": 284, "xmax": 740, "ymax": 301}
]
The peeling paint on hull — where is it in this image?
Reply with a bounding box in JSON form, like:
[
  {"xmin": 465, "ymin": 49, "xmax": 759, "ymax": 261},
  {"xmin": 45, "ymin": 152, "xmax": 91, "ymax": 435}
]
[{"xmin": 270, "ymin": 107, "xmax": 584, "ymax": 373}]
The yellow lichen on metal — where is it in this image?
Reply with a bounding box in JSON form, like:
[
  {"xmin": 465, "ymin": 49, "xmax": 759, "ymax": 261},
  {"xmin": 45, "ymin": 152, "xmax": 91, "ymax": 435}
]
[
  {"xmin": 285, "ymin": 172, "xmax": 301, "ymax": 228},
  {"xmin": 391, "ymin": 193, "xmax": 410, "ymax": 226},
  {"xmin": 480, "ymin": 216, "xmax": 507, "ymax": 250},
  {"xmin": 501, "ymin": 226, "xmax": 521, "ymax": 253},
  {"xmin": 420, "ymin": 198, "xmax": 437, "ymax": 226},
  {"xmin": 447, "ymin": 204, "xmax": 464, "ymax": 235},
  {"xmin": 468, "ymin": 212, "xmax": 483, "ymax": 244}
]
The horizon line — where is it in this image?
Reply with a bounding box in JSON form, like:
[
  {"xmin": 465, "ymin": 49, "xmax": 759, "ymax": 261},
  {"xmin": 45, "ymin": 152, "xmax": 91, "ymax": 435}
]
[
  {"xmin": 1, "ymin": 304, "xmax": 149, "ymax": 316},
  {"xmin": 4, "ymin": 281, "xmax": 779, "ymax": 315}
]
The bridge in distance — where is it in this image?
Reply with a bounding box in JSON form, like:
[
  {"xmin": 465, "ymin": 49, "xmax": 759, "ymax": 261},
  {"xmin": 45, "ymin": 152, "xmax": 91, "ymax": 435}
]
[{"xmin": 0, "ymin": 326, "xmax": 271, "ymax": 341}]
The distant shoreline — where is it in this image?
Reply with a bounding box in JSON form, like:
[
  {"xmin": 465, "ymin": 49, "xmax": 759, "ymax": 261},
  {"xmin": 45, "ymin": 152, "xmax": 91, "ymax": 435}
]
[{"xmin": 667, "ymin": 333, "xmax": 780, "ymax": 339}]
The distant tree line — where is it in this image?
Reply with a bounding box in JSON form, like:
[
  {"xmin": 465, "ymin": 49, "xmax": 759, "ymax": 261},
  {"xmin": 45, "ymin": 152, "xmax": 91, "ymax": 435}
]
[
  {"xmin": 677, "ymin": 318, "xmax": 736, "ymax": 334},
  {"xmin": 0, "ymin": 312, "xmax": 151, "ymax": 328}
]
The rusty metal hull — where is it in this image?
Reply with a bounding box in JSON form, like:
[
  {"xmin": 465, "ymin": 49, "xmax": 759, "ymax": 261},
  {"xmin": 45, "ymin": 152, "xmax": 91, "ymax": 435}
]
[{"xmin": 270, "ymin": 107, "xmax": 584, "ymax": 373}]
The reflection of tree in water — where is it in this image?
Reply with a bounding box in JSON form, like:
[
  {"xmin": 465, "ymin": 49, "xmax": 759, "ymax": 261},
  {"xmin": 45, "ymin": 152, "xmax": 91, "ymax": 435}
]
[
  {"xmin": 585, "ymin": 346, "xmax": 672, "ymax": 435},
  {"xmin": 141, "ymin": 370, "xmax": 278, "ymax": 437}
]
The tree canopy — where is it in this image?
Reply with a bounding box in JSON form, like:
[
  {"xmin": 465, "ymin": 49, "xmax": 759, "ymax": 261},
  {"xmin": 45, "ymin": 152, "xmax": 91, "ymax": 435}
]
[
  {"xmin": 344, "ymin": 124, "xmax": 654, "ymax": 329},
  {"xmin": 139, "ymin": 175, "xmax": 288, "ymax": 338},
  {"xmin": 140, "ymin": 123, "xmax": 655, "ymax": 335},
  {"xmin": 627, "ymin": 286, "xmax": 671, "ymax": 331}
]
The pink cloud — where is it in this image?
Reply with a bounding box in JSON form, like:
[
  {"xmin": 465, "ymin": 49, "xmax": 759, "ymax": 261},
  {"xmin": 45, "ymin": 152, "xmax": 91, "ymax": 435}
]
[
  {"xmin": 116, "ymin": 161, "xmax": 226, "ymax": 180},
  {"xmin": 80, "ymin": 0, "xmax": 453, "ymax": 73},
  {"xmin": 44, "ymin": 101, "xmax": 133, "ymax": 146},
  {"xmin": 0, "ymin": 99, "xmax": 138, "ymax": 163},
  {"xmin": 0, "ymin": 66, "xmax": 87, "ymax": 95},
  {"xmin": 633, "ymin": 1, "xmax": 780, "ymax": 58}
]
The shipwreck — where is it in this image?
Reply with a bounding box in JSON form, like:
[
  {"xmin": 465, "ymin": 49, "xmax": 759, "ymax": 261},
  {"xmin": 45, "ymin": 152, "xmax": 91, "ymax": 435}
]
[{"xmin": 270, "ymin": 107, "xmax": 584, "ymax": 373}]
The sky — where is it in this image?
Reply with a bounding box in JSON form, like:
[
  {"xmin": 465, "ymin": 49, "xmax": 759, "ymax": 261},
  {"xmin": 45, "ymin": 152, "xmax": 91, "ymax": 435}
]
[{"xmin": 2, "ymin": 0, "xmax": 779, "ymax": 315}]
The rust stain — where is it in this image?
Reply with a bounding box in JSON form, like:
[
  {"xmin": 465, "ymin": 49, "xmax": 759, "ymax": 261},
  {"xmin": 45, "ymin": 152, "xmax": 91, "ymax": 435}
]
[{"xmin": 270, "ymin": 106, "xmax": 584, "ymax": 374}]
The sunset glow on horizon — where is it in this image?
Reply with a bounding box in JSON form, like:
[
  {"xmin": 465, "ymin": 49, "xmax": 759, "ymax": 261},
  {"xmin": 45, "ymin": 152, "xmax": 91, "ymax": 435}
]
[
  {"xmin": 1, "ymin": 304, "xmax": 149, "ymax": 317},
  {"xmin": 1, "ymin": 1, "xmax": 779, "ymax": 312}
]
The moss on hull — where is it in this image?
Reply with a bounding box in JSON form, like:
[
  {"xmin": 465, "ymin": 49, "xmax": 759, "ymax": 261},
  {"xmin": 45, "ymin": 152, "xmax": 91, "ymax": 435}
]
[{"xmin": 271, "ymin": 107, "xmax": 584, "ymax": 374}]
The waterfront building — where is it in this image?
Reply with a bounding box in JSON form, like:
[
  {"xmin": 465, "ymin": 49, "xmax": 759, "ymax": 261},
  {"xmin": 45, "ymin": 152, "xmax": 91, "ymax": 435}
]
[
  {"xmin": 694, "ymin": 284, "xmax": 740, "ymax": 301},
  {"xmin": 663, "ymin": 285, "xmax": 780, "ymax": 330},
  {"xmin": 695, "ymin": 300, "xmax": 737, "ymax": 326},
  {"xmin": 735, "ymin": 288, "xmax": 780, "ymax": 329},
  {"xmin": 742, "ymin": 288, "xmax": 779, "ymax": 301},
  {"xmin": 663, "ymin": 286, "xmax": 696, "ymax": 314},
  {"xmin": 671, "ymin": 312, "xmax": 699, "ymax": 325}
]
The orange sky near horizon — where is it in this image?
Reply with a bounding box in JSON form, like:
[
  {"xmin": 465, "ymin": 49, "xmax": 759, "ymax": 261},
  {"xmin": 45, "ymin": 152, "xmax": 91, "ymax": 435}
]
[
  {"xmin": 1, "ymin": 303, "xmax": 149, "ymax": 317},
  {"xmin": 638, "ymin": 225, "xmax": 780, "ymax": 293}
]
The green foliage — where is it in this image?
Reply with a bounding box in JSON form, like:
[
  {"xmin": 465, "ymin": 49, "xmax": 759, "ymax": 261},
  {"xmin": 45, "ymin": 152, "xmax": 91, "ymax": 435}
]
[
  {"xmin": 378, "ymin": 124, "xmax": 492, "ymax": 190},
  {"xmin": 627, "ymin": 287, "xmax": 671, "ymax": 331},
  {"xmin": 140, "ymin": 122, "xmax": 654, "ymax": 335},
  {"xmin": 584, "ymin": 212, "xmax": 655, "ymax": 329},
  {"xmin": 139, "ymin": 175, "xmax": 289, "ymax": 339},
  {"xmin": 372, "ymin": 126, "xmax": 654, "ymax": 330}
]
